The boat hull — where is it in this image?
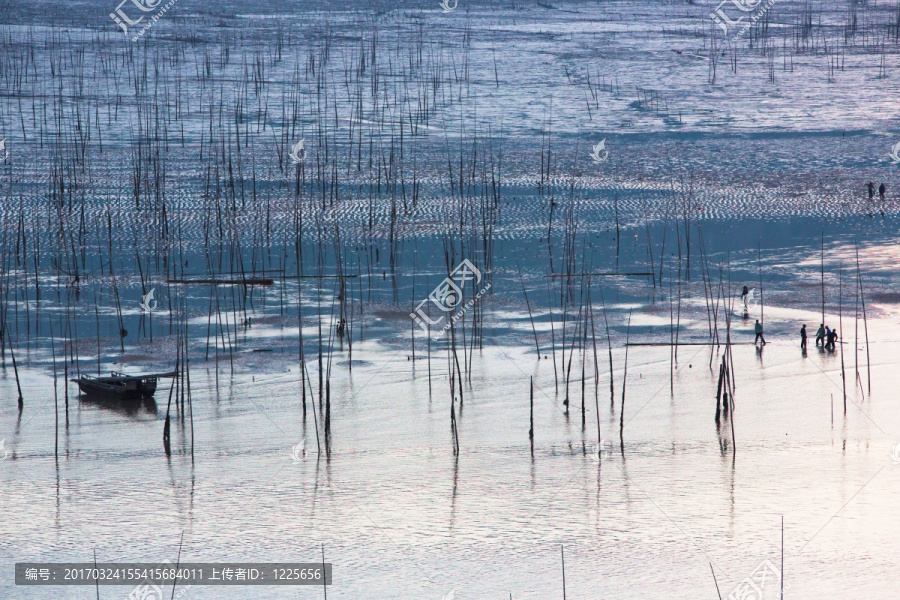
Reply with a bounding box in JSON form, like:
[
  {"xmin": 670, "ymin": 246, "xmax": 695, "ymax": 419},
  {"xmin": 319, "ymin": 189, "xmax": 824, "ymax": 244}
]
[{"xmin": 72, "ymin": 374, "xmax": 160, "ymax": 401}]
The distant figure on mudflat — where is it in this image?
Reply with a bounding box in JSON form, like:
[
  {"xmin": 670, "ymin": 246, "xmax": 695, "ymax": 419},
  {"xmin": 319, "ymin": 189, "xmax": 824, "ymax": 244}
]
[
  {"xmin": 740, "ymin": 285, "xmax": 750, "ymax": 313},
  {"xmin": 868, "ymin": 182, "xmax": 875, "ymax": 199},
  {"xmin": 754, "ymin": 319, "xmax": 766, "ymax": 345},
  {"xmin": 815, "ymin": 323, "xmax": 826, "ymax": 346},
  {"xmin": 879, "ymin": 182, "xmax": 886, "ymax": 201},
  {"xmin": 800, "ymin": 324, "xmax": 807, "ymax": 350},
  {"xmin": 826, "ymin": 327, "xmax": 838, "ymax": 350}
]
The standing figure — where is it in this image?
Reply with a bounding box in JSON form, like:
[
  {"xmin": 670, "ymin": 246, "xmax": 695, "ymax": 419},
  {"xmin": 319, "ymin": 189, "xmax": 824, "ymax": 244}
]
[
  {"xmin": 815, "ymin": 323, "xmax": 826, "ymax": 346},
  {"xmin": 879, "ymin": 182, "xmax": 886, "ymax": 201},
  {"xmin": 800, "ymin": 324, "xmax": 807, "ymax": 350},
  {"xmin": 740, "ymin": 285, "xmax": 751, "ymax": 314},
  {"xmin": 827, "ymin": 327, "xmax": 838, "ymax": 350},
  {"xmin": 754, "ymin": 320, "xmax": 766, "ymax": 346},
  {"xmin": 868, "ymin": 182, "xmax": 875, "ymax": 199}
]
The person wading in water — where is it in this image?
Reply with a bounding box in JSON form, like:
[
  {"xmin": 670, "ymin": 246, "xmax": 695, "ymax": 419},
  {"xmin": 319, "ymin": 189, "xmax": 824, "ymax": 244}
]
[
  {"xmin": 826, "ymin": 327, "xmax": 839, "ymax": 350},
  {"xmin": 754, "ymin": 320, "xmax": 766, "ymax": 346},
  {"xmin": 815, "ymin": 323, "xmax": 825, "ymax": 347}
]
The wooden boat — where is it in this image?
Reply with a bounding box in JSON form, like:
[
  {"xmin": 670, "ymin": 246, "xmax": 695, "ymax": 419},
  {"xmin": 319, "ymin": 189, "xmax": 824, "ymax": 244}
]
[{"xmin": 71, "ymin": 371, "xmax": 175, "ymax": 401}]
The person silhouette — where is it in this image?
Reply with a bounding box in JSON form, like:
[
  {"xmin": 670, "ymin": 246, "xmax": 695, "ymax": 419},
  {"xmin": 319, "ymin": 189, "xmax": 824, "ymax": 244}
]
[
  {"xmin": 815, "ymin": 323, "xmax": 825, "ymax": 347},
  {"xmin": 754, "ymin": 320, "xmax": 766, "ymax": 345},
  {"xmin": 879, "ymin": 182, "xmax": 886, "ymax": 201},
  {"xmin": 826, "ymin": 327, "xmax": 838, "ymax": 350},
  {"xmin": 868, "ymin": 182, "xmax": 875, "ymax": 199},
  {"xmin": 800, "ymin": 324, "xmax": 807, "ymax": 350}
]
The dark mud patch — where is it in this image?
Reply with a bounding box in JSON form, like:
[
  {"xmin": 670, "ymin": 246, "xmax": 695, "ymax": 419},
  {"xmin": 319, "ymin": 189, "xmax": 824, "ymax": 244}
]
[{"xmin": 868, "ymin": 292, "xmax": 900, "ymax": 304}]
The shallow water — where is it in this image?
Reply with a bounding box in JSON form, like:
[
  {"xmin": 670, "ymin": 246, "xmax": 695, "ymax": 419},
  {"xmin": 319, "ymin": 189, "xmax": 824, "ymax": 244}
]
[{"xmin": 4, "ymin": 323, "xmax": 900, "ymax": 599}]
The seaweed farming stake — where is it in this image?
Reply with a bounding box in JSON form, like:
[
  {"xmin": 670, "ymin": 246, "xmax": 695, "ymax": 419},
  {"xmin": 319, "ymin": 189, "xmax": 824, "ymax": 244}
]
[
  {"xmin": 821, "ymin": 232, "xmax": 825, "ymax": 326},
  {"xmin": 839, "ymin": 265, "xmax": 847, "ymax": 414},
  {"xmin": 516, "ymin": 257, "xmax": 540, "ymax": 356},
  {"xmin": 710, "ymin": 562, "xmax": 723, "ymax": 600},
  {"xmin": 3, "ymin": 321, "xmax": 24, "ymax": 408},
  {"xmin": 598, "ymin": 286, "xmax": 614, "ymax": 407},
  {"xmin": 529, "ymin": 377, "xmax": 534, "ymax": 443},
  {"xmin": 856, "ymin": 246, "xmax": 871, "ymax": 394},
  {"xmin": 620, "ymin": 310, "xmax": 632, "ymax": 444}
]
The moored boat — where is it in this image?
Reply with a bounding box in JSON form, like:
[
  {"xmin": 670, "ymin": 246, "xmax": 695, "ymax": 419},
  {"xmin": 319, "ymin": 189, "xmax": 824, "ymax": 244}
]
[{"xmin": 71, "ymin": 371, "xmax": 175, "ymax": 401}]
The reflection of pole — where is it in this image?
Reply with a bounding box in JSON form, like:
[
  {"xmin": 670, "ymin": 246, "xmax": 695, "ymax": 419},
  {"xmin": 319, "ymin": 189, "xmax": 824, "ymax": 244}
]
[
  {"xmin": 322, "ymin": 544, "xmax": 328, "ymax": 600},
  {"xmin": 560, "ymin": 545, "xmax": 567, "ymax": 600}
]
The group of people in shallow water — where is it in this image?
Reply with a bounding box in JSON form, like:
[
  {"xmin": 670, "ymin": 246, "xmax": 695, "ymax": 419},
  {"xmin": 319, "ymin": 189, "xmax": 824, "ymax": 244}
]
[
  {"xmin": 867, "ymin": 182, "xmax": 887, "ymax": 201},
  {"xmin": 740, "ymin": 286, "xmax": 839, "ymax": 352},
  {"xmin": 809, "ymin": 323, "xmax": 839, "ymax": 350}
]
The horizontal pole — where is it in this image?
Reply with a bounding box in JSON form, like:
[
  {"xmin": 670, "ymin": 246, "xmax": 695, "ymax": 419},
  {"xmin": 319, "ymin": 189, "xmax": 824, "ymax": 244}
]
[
  {"xmin": 545, "ymin": 272, "xmax": 654, "ymax": 278},
  {"xmin": 626, "ymin": 342, "xmax": 758, "ymax": 346}
]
